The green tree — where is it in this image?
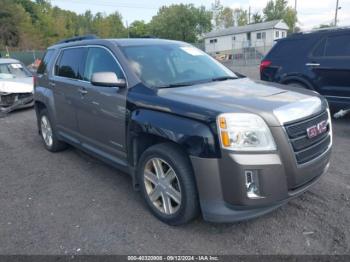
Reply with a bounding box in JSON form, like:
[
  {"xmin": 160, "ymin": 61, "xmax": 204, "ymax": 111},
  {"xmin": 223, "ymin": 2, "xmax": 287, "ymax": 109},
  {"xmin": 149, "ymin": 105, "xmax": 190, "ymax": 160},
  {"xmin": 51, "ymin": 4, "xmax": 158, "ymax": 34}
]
[
  {"xmin": 0, "ymin": 0, "xmax": 43, "ymax": 49},
  {"xmin": 252, "ymin": 12, "xmax": 263, "ymax": 24},
  {"xmin": 263, "ymin": 0, "xmax": 297, "ymax": 32},
  {"xmin": 211, "ymin": 0, "xmax": 223, "ymax": 29},
  {"xmin": 149, "ymin": 4, "xmax": 212, "ymax": 42},
  {"xmin": 220, "ymin": 7, "xmax": 234, "ymax": 28},
  {"xmin": 233, "ymin": 8, "xmax": 248, "ymax": 26},
  {"xmin": 92, "ymin": 12, "xmax": 126, "ymax": 38},
  {"xmin": 213, "ymin": 6, "xmax": 249, "ymax": 29},
  {"xmin": 129, "ymin": 20, "xmax": 150, "ymax": 38},
  {"xmin": 0, "ymin": 1, "xmax": 20, "ymax": 48}
]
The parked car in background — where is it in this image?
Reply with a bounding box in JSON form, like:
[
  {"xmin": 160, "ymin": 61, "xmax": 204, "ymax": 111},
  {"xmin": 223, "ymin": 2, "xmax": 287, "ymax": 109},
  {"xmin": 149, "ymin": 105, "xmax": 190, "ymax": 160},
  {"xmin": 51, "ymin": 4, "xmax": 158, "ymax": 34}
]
[
  {"xmin": 35, "ymin": 36, "xmax": 332, "ymax": 225},
  {"xmin": 0, "ymin": 58, "xmax": 34, "ymax": 114},
  {"xmin": 260, "ymin": 27, "xmax": 350, "ymax": 111}
]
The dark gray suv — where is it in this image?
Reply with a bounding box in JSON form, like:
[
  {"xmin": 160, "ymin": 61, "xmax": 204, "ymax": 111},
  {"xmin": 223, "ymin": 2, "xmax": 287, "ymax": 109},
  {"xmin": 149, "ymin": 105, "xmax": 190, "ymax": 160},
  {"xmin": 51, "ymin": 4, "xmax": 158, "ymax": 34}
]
[{"xmin": 34, "ymin": 36, "xmax": 332, "ymax": 225}]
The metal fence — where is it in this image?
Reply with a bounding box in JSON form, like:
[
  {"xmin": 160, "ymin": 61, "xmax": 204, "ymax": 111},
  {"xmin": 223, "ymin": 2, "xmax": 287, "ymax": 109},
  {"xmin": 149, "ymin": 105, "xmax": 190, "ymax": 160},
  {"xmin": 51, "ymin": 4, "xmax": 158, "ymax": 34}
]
[
  {"xmin": 231, "ymin": 41, "xmax": 273, "ymax": 66},
  {"xmin": 0, "ymin": 50, "xmax": 45, "ymax": 65}
]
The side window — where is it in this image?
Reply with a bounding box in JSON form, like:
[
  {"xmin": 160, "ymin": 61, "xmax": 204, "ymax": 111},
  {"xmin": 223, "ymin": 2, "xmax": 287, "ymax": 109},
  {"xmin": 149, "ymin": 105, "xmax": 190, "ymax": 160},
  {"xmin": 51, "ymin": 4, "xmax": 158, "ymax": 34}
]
[
  {"xmin": 84, "ymin": 47, "xmax": 124, "ymax": 82},
  {"xmin": 325, "ymin": 34, "xmax": 350, "ymax": 57},
  {"xmin": 56, "ymin": 48, "xmax": 85, "ymax": 79},
  {"xmin": 312, "ymin": 38, "xmax": 326, "ymax": 57},
  {"xmin": 37, "ymin": 50, "xmax": 54, "ymax": 74}
]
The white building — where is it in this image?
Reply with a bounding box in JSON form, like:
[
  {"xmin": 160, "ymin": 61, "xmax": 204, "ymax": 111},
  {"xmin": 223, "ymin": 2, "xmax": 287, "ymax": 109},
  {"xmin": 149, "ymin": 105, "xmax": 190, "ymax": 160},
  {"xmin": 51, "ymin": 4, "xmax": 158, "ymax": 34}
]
[{"xmin": 203, "ymin": 20, "xmax": 289, "ymax": 57}]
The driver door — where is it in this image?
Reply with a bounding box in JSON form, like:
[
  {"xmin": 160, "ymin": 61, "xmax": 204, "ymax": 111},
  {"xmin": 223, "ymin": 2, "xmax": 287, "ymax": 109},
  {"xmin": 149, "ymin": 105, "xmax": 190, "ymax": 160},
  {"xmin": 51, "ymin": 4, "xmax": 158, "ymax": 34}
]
[{"xmin": 76, "ymin": 46, "xmax": 128, "ymax": 165}]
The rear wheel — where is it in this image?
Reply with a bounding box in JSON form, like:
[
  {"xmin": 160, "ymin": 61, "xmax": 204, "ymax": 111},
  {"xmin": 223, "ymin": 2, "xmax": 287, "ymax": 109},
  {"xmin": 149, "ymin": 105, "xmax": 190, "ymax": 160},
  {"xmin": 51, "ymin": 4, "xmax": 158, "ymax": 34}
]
[
  {"xmin": 137, "ymin": 143, "xmax": 199, "ymax": 225},
  {"xmin": 287, "ymin": 81, "xmax": 308, "ymax": 89},
  {"xmin": 39, "ymin": 109, "xmax": 67, "ymax": 152}
]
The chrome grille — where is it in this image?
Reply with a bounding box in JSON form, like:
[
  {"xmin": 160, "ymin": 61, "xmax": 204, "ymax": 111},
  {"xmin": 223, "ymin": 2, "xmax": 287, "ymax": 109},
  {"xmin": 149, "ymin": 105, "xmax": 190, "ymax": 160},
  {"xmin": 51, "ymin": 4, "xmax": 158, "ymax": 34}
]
[{"xmin": 284, "ymin": 110, "xmax": 331, "ymax": 165}]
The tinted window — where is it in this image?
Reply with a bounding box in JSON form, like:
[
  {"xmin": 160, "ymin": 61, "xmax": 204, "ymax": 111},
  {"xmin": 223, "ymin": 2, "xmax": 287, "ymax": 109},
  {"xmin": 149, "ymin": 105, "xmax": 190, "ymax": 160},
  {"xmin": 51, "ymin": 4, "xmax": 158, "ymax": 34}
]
[
  {"xmin": 37, "ymin": 50, "xmax": 54, "ymax": 74},
  {"xmin": 268, "ymin": 39, "xmax": 301, "ymax": 58},
  {"xmin": 312, "ymin": 38, "xmax": 326, "ymax": 57},
  {"xmin": 56, "ymin": 48, "xmax": 85, "ymax": 79},
  {"xmin": 325, "ymin": 34, "xmax": 350, "ymax": 57},
  {"xmin": 84, "ymin": 47, "xmax": 124, "ymax": 81}
]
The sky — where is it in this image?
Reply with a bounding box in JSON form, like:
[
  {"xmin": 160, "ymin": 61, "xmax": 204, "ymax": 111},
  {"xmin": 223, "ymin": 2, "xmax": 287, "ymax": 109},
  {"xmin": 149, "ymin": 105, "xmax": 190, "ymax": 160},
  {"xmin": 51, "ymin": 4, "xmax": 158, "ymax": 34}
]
[{"xmin": 50, "ymin": 0, "xmax": 350, "ymax": 30}]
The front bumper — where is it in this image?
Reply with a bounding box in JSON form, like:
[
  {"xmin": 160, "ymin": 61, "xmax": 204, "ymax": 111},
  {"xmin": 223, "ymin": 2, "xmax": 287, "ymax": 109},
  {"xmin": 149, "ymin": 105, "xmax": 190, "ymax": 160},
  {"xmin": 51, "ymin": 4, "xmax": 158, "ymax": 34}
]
[
  {"xmin": 0, "ymin": 93, "xmax": 34, "ymax": 114},
  {"xmin": 190, "ymin": 145, "xmax": 331, "ymax": 223}
]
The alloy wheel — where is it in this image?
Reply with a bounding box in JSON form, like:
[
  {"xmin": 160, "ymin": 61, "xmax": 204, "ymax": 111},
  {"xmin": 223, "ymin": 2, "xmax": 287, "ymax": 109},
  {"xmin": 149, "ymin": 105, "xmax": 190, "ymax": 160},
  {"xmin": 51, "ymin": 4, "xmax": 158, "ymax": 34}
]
[
  {"xmin": 41, "ymin": 115, "xmax": 53, "ymax": 147},
  {"xmin": 143, "ymin": 158, "xmax": 182, "ymax": 215}
]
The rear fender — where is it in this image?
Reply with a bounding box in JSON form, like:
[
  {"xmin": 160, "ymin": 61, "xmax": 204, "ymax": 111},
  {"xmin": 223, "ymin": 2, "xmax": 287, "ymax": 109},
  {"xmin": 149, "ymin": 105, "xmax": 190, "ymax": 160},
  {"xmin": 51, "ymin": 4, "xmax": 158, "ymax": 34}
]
[{"xmin": 34, "ymin": 86, "xmax": 57, "ymax": 129}]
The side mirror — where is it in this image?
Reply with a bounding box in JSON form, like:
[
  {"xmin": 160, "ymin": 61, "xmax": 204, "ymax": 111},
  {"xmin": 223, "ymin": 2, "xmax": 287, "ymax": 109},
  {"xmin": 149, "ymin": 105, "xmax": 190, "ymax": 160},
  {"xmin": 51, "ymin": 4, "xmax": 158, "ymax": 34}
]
[{"xmin": 91, "ymin": 72, "xmax": 126, "ymax": 88}]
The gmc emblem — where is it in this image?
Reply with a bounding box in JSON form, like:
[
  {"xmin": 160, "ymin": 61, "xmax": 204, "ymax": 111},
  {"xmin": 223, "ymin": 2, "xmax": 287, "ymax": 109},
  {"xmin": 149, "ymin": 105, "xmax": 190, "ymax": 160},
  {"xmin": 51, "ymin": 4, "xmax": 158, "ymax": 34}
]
[{"xmin": 307, "ymin": 120, "xmax": 328, "ymax": 139}]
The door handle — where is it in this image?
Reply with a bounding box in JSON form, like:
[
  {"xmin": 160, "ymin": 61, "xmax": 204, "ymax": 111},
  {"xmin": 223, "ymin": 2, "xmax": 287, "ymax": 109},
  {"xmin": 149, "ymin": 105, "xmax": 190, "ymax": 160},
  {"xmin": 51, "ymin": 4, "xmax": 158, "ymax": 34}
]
[
  {"xmin": 49, "ymin": 82, "xmax": 56, "ymax": 87},
  {"xmin": 306, "ymin": 63, "xmax": 320, "ymax": 67},
  {"xmin": 78, "ymin": 88, "xmax": 88, "ymax": 95}
]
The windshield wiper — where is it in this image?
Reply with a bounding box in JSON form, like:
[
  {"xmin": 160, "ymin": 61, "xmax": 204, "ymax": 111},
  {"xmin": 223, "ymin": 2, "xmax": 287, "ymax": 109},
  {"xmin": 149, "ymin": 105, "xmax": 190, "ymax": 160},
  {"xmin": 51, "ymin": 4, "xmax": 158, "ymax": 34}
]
[
  {"xmin": 157, "ymin": 76, "xmax": 237, "ymax": 88},
  {"xmin": 211, "ymin": 76, "xmax": 238, "ymax": 82},
  {"xmin": 157, "ymin": 81, "xmax": 197, "ymax": 88}
]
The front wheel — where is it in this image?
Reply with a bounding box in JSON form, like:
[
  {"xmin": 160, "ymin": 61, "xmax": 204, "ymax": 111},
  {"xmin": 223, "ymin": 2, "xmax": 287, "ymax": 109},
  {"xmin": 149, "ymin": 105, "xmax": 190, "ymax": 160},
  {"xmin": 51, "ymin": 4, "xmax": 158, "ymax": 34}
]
[{"xmin": 137, "ymin": 143, "xmax": 199, "ymax": 225}]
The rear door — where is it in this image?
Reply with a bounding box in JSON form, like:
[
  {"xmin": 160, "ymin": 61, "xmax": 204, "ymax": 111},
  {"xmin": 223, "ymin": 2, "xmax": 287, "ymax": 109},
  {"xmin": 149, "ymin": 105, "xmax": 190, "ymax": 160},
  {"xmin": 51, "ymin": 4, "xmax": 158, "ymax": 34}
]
[
  {"xmin": 51, "ymin": 47, "xmax": 87, "ymax": 141},
  {"xmin": 309, "ymin": 32, "xmax": 350, "ymax": 101},
  {"xmin": 76, "ymin": 46, "xmax": 128, "ymax": 164}
]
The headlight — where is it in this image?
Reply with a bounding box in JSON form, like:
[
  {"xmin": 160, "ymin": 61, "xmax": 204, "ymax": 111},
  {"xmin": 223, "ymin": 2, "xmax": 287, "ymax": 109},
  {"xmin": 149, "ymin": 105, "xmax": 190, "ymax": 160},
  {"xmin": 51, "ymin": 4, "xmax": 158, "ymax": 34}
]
[{"xmin": 217, "ymin": 113, "xmax": 276, "ymax": 151}]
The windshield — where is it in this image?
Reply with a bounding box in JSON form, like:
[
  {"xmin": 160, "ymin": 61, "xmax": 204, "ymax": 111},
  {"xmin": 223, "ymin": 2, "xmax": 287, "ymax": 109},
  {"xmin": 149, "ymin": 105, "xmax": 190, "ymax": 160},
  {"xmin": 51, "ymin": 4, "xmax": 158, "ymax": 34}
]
[
  {"xmin": 0, "ymin": 63, "xmax": 32, "ymax": 80},
  {"xmin": 121, "ymin": 44, "xmax": 236, "ymax": 88}
]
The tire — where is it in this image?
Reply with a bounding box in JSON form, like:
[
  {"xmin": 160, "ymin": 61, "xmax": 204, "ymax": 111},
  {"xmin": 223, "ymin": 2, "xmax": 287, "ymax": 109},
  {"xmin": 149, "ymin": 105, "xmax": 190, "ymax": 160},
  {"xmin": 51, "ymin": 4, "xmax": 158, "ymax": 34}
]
[
  {"xmin": 287, "ymin": 81, "xmax": 308, "ymax": 89},
  {"xmin": 137, "ymin": 143, "xmax": 200, "ymax": 225},
  {"xmin": 39, "ymin": 109, "xmax": 68, "ymax": 152}
]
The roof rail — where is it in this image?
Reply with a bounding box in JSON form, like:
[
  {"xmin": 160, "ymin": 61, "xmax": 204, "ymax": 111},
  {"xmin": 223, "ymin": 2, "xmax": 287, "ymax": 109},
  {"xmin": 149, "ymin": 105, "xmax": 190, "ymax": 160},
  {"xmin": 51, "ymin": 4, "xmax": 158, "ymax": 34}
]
[
  {"xmin": 300, "ymin": 25, "xmax": 350, "ymax": 34},
  {"xmin": 55, "ymin": 34, "xmax": 99, "ymax": 45}
]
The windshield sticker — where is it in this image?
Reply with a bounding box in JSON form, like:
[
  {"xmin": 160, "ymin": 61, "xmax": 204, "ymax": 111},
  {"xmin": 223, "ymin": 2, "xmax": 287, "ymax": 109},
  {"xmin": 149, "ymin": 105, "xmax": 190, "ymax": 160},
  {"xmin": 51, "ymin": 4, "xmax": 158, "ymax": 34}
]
[
  {"xmin": 180, "ymin": 47, "xmax": 204, "ymax": 56},
  {"xmin": 10, "ymin": 64, "xmax": 23, "ymax": 69}
]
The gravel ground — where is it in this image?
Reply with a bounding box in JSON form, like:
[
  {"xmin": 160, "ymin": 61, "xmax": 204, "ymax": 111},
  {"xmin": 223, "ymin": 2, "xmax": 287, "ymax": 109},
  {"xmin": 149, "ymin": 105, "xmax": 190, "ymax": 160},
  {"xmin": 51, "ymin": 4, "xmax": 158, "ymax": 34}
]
[{"xmin": 0, "ymin": 109, "xmax": 349, "ymax": 255}]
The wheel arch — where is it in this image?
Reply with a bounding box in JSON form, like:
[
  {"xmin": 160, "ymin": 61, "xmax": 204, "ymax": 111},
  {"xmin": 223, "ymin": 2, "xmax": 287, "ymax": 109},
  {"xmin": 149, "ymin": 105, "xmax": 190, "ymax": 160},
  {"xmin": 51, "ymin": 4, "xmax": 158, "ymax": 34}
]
[
  {"xmin": 34, "ymin": 87, "xmax": 58, "ymax": 130},
  {"xmin": 280, "ymin": 75, "xmax": 315, "ymax": 90}
]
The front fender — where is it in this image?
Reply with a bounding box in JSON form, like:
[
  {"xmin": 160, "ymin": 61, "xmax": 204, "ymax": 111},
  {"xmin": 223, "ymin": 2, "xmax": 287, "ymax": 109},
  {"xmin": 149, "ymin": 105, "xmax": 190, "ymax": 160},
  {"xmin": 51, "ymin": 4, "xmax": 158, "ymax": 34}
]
[{"xmin": 128, "ymin": 109, "xmax": 220, "ymax": 158}]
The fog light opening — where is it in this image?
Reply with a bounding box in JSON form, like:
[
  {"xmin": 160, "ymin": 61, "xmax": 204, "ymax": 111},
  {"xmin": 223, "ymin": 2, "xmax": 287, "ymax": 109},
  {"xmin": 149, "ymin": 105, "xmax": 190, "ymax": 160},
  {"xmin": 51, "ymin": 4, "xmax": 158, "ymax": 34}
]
[{"xmin": 245, "ymin": 170, "xmax": 264, "ymax": 199}]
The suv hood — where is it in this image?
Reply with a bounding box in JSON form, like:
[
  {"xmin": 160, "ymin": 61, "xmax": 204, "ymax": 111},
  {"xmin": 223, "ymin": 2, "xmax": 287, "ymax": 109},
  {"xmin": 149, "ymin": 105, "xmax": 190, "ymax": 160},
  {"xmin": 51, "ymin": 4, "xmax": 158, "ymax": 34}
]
[{"xmin": 158, "ymin": 78, "xmax": 325, "ymax": 126}]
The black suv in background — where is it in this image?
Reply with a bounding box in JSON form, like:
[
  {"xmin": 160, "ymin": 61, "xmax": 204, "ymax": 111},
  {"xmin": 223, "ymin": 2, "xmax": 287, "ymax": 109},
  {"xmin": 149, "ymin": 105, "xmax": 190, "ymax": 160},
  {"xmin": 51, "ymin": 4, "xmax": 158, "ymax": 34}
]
[
  {"xmin": 34, "ymin": 36, "xmax": 332, "ymax": 225},
  {"xmin": 261, "ymin": 27, "xmax": 350, "ymax": 110}
]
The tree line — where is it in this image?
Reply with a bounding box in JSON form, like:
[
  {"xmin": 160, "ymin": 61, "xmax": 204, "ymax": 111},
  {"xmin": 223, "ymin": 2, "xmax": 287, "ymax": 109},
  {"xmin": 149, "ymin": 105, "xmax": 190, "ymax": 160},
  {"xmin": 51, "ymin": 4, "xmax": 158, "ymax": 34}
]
[
  {"xmin": 0, "ymin": 0, "xmax": 298, "ymax": 50},
  {"xmin": 212, "ymin": 0, "xmax": 298, "ymax": 32}
]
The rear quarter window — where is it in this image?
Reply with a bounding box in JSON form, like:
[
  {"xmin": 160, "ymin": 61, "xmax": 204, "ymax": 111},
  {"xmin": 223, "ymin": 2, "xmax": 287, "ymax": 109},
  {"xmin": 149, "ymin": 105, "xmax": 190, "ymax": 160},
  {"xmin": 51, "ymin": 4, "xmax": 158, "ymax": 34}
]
[
  {"xmin": 267, "ymin": 37, "xmax": 318, "ymax": 60},
  {"xmin": 37, "ymin": 50, "xmax": 54, "ymax": 74}
]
